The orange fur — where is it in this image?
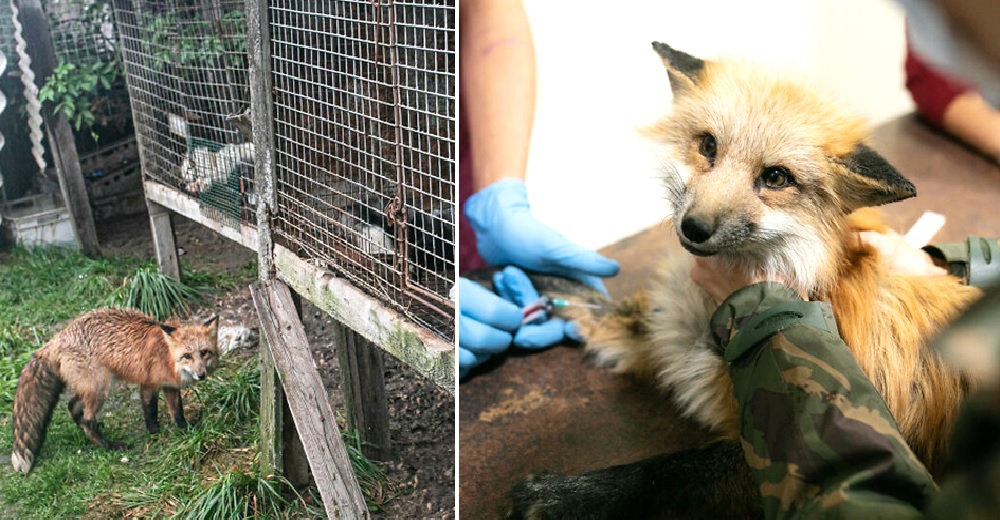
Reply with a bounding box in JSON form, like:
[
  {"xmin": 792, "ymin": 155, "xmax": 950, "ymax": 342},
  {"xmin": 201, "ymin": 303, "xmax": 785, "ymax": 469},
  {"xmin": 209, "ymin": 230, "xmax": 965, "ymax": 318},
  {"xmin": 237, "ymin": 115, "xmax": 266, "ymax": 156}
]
[
  {"xmin": 573, "ymin": 45, "xmax": 982, "ymax": 481},
  {"xmin": 11, "ymin": 308, "xmax": 219, "ymax": 474}
]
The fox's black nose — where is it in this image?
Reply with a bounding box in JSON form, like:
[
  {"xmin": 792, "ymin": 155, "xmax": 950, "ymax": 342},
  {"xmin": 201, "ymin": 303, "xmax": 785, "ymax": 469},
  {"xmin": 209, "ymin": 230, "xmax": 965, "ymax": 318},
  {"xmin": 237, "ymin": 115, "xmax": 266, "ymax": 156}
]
[{"xmin": 680, "ymin": 216, "xmax": 714, "ymax": 243}]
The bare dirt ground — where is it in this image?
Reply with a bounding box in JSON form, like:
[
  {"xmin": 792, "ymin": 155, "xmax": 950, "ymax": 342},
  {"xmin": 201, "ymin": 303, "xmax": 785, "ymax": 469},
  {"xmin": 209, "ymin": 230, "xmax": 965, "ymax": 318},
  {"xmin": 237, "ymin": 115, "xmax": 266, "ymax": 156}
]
[{"xmin": 96, "ymin": 211, "xmax": 455, "ymax": 519}]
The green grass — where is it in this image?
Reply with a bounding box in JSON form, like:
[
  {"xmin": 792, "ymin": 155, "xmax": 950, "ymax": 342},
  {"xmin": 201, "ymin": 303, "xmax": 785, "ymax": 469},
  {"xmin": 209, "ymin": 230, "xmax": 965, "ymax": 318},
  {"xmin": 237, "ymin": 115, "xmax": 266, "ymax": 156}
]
[
  {"xmin": 0, "ymin": 247, "xmax": 390, "ymax": 518},
  {"xmin": 0, "ymin": 247, "xmax": 295, "ymax": 518},
  {"xmin": 107, "ymin": 267, "xmax": 202, "ymax": 321}
]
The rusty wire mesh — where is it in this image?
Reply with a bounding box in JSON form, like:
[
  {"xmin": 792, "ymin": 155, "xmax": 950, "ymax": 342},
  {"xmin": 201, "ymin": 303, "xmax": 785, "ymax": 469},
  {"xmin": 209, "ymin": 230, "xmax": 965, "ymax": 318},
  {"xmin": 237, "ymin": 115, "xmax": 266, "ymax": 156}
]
[
  {"xmin": 112, "ymin": 0, "xmax": 254, "ymax": 227},
  {"xmin": 112, "ymin": 0, "xmax": 454, "ymax": 341},
  {"xmin": 269, "ymin": 0, "xmax": 455, "ymax": 341}
]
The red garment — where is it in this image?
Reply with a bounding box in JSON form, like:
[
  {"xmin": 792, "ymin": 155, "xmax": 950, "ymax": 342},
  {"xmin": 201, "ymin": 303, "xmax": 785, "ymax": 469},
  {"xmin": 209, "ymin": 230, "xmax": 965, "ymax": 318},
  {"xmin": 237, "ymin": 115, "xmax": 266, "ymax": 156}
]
[
  {"xmin": 905, "ymin": 45, "xmax": 971, "ymax": 127},
  {"xmin": 458, "ymin": 113, "xmax": 487, "ymax": 274}
]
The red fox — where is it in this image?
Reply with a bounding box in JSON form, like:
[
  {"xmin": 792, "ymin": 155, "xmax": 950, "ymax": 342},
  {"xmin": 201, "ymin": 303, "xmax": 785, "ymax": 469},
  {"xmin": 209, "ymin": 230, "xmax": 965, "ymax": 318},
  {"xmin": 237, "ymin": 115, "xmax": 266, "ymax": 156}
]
[
  {"xmin": 506, "ymin": 43, "xmax": 983, "ymax": 518},
  {"xmin": 11, "ymin": 308, "xmax": 219, "ymax": 474}
]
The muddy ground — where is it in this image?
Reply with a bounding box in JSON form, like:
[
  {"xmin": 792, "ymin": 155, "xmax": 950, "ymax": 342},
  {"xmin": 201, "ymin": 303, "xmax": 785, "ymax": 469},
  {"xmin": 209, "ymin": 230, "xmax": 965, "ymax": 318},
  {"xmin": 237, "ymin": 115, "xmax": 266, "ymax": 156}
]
[{"xmin": 97, "ymin": 211, "xmax": 455, "ymax": 519}]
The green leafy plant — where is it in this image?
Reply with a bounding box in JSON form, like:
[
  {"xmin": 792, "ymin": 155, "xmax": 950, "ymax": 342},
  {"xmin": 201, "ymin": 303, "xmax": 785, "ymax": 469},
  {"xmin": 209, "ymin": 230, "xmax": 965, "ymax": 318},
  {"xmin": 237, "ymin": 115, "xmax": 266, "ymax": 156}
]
[
  {"xmin": 107, "ymin": 267, "xmax": 201, "ymax": 320},
  {"xmin": 38, "ymin": 59, "xmax": 122, "ymax": 139},
  {"xmin": 179, "ymin": 469, "xmax": 320, "ymax": 519},
  {"xmin": 143, "ymin": 9, "xmax": 247, "ymax": 71}
]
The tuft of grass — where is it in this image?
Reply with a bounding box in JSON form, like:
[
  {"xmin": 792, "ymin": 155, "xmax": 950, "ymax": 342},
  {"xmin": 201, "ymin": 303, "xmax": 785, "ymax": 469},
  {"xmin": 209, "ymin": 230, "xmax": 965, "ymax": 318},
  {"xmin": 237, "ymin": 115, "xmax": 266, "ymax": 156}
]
[
  {"xmin": 202, "ymin": 356, "xmax": 261, "ymax": 423},
  {"xmin": 108, "ymin": 267, "xmax": 202, "ymax": 320},
  {"xmin": 344, "ymin": 428, "xmax": 393, "ymax": 512},
  {"xmin": 178, "ymin": 468, "xmax": 321, "ymax": 519}
]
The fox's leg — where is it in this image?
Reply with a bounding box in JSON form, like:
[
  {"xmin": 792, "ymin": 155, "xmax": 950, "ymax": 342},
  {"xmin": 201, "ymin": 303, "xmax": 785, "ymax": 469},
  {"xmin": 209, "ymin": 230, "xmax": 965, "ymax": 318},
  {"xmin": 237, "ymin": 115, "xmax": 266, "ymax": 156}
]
[
  {"xmin": 139, "ymin": 386, "xmax": 160, "ymax": 434},
  {"xmin": 77, "ymin": 379, "xmax": 126, "ymax": 451},
  {"xmin": 67, "ymin": 394, "xmax": 84, "ymax": 425},
  {"xmin": 506, "ymin": 441, "xmax": 760, "ymax": 520},
  {"xmin": 162, "ymin": 388, "xmax": 189, "ymax": 429}
]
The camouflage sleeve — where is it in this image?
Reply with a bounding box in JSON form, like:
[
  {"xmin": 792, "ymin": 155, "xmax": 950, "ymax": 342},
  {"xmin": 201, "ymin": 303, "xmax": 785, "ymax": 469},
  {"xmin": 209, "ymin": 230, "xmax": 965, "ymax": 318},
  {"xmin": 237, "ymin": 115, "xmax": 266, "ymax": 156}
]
[
  {"xmin": 711, "ymin": 282, "xmax": 937, "ymax": 519},
  {"xmin": 924, "ymin": 236, "xmax": 1000, "ymax": 287},
  {"xmin": 924, "ymin": 285, "xmax": 1000, "ymax": 518}
]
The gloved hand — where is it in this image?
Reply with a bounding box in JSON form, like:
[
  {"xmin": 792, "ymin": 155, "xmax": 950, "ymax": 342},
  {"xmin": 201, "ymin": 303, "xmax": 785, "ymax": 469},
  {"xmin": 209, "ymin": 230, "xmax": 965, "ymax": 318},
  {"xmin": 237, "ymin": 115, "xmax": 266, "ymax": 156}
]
[
  {"xmin": 459, "ymin": 266, "xmax": 584, "ymax": 380},
  {"xmin": 465, "ymin": 179, "xmax": 620, "ymax": 295}
]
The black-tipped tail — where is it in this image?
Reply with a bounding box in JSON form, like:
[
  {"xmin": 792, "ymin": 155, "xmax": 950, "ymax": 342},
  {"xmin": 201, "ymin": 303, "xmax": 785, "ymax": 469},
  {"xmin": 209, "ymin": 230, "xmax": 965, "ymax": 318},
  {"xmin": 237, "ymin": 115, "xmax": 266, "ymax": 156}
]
[{"xmin": 11, "ymin": 354, "xmax": 64, "ymax": 474}]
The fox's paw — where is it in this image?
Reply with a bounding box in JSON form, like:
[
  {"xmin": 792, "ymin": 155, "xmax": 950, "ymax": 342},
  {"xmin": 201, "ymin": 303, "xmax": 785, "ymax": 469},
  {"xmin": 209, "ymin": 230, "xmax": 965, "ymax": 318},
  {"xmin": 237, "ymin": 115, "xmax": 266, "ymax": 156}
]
[
  {"xmin": 109, "ymin": 441, "xmax": 128, "ymax": 451},
  {"xmin": 505, "ymin": 472, "xmax": 608, "ymax": 520}
]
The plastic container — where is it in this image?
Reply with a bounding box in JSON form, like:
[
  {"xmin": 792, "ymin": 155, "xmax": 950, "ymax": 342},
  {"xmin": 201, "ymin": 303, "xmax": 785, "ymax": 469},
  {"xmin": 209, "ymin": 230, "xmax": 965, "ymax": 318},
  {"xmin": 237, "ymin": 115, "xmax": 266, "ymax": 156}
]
[{"xmin": 2, "ymin": 193, "xmax": 77, "ymax": 247}]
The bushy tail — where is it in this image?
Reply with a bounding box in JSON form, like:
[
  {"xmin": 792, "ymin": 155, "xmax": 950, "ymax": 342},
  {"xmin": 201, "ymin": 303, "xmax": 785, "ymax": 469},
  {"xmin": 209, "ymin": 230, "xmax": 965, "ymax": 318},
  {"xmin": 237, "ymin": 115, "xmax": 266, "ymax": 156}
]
[{"xmin": 11, "ymin": 353, "xmax": 64, "ymax": 474}]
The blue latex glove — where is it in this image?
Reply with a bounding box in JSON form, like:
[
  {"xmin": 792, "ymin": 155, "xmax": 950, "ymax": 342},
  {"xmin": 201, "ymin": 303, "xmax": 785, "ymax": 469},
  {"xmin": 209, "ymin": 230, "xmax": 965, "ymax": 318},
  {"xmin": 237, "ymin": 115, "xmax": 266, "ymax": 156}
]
[
  {"xmin": 458, "ymin": 266, "xmax": 584, "ymax": 380},
  {"xmin": 465, "ymin": 178, "xmax": 620, "ymax": 295}
]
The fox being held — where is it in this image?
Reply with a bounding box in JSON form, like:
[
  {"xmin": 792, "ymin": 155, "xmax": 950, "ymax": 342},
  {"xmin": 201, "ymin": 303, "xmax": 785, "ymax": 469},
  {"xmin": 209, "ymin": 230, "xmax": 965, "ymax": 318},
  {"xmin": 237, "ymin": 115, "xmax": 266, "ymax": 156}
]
[
  {"xmin": 11, "ymin": 309, "xmax": 219, "ymax": 474},
  {"xmin": 506, "ymin": 43, "xmax": 983, "ymax": 518}
]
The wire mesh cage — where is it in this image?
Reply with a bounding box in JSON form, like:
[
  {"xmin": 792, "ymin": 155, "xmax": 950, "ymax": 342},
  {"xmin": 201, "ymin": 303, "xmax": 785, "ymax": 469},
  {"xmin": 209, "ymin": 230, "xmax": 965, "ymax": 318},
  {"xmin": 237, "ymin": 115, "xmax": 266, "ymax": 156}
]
[
  {"xmin": 113, "ymin": 0, "xmax": 455, "ymax": 341},
  {"xmin": 113, "ymin": 0, "xmax": 254, "ymax": 227},
  {"xmin": 269, "ymin": 0, "xmax": 455, "ymax": 340}
]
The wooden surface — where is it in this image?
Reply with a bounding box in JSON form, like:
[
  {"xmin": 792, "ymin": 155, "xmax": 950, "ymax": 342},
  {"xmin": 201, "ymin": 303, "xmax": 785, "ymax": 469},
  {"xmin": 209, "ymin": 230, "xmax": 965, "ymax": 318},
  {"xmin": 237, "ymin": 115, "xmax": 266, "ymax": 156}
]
[
  {"xmin": 147, "ymin": 201, "xmax": 181, "ymax": 280},
  {"xmin": 458, "ymin": 114, "xmax": 1000, "ymax": 519},
  {"xmin": 247, "ymin": 0, "xmax": 277, "ymax": 281},
  {"xmin": 257, "ymin": 335, "xmax": 283, "ymax": 477},
  {"xmin": 274, "ymin": 244, "xmax": 455, "ymax": 392},
  {"xmin": 143, "ymin": 181, "xmax": 259, "ymax": 250},
  {"xmin": 251, "ymin": 280, "xmax": 369, "ymax": 520},
  {"xmin": 337, "ymin": 323, "xmax": 392, "ymax": 461}
]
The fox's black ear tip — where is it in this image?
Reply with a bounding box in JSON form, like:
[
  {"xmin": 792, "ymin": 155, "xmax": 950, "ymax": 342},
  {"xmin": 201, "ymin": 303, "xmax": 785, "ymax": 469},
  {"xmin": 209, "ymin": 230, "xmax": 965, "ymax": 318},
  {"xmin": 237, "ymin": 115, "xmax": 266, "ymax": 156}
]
[
  {"xmin": 203, "ymin": 315, "xmax": 219, "ymax": 327},
  {"xmin": 651, "ymin": 41, "xmax": 671, "ymax": 53}
]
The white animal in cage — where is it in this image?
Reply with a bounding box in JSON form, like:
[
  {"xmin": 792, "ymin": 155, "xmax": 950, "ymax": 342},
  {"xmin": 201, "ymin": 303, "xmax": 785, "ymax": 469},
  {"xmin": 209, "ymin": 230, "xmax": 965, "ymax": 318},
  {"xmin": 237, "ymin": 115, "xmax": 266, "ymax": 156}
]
[
  {"xmin": 181, "ymin": 142, "xmax": 254, "ymax": 194},
  {"xmin": 217, "ymin": 325, "xmax": 259, "ymax": 355}
]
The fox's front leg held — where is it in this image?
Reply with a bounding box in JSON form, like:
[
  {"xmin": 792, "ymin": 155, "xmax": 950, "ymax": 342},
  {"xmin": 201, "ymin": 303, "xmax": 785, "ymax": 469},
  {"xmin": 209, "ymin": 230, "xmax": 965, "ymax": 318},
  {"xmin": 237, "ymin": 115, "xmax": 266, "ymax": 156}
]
[{"xmin": 162, "ymin": 387, "xmax": 189, "ymax": 429}]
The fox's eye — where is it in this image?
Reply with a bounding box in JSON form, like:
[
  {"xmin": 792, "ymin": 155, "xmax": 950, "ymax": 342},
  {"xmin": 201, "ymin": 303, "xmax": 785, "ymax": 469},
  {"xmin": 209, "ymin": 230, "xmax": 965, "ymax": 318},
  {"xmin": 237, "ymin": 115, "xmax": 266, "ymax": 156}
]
[
  {"xmin": 698, "ymin": 133, "xmax": 717, "ymax": 165},
  {"xmin": 761, "ymin": 166, "xmax": 794, "ymax": 189},
  {"xmin": 182, "ymin": 353, "xmax": 193, "ymax": 360},
  {"xmin": 201, "ymin": 350, "xmax": 213, "ymax": 358}
]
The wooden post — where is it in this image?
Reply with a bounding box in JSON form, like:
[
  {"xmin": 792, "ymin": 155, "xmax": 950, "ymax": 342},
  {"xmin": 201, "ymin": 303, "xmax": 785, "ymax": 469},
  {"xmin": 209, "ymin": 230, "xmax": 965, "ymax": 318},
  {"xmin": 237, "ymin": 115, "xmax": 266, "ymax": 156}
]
[
  {"xmin": 337, "ymin": 323, "xmax": 391, "ymax": 461},
  {"xmin": 15, "ymin": 0, "xmax": 100, "ymax": 256},
  {"xmin": 247, "ymin": 0, "xmax": 276, "ymax": 281},
  {"xmin": 258, "ymin": 334, "xmax": 282, "ymax": 476},
  {"xmin": 147, "ymin": 201, "xmax": 181, "ymax": 280},
  {"xmin": 259, "ymin": 293, "xmax": 309, "ymax": 490},
  {"xmin": 281, "ymin": 392, "xmax": 312, "ymax": 489},
  {"xmin": 251, "ymin": 280, "xmax": 369, "ymax": 519}
]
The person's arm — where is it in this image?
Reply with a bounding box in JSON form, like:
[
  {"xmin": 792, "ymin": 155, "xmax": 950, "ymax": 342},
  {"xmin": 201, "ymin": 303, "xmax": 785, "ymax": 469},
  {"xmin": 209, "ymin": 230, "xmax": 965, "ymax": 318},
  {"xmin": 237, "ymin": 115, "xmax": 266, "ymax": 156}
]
[
  {"xmin": 940, "ymin": 91, "xmax": 1000, "ymax": 163},
  {"xmin": 694, "ymin": 259, "xmax": 937, "ymax": 519},
  {"xmin": 905, "ymin": 45, "xmax": 1000, "ymax": 163},
  {"xmin": 460, "ymin": 0, "xmax": 536, "ymax": 192}
]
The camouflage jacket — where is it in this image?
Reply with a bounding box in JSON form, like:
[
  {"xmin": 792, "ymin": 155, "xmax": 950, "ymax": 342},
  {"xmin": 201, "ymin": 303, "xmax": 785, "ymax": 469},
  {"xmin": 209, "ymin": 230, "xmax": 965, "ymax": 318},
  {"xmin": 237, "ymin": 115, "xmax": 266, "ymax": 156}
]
[
  {"xmin": 712, "ymin": 282, "xmax": 936, "ymax": 519},
  {"xmin": 713, "ymin": 254, "xmax": 1000, "ymax": 520}
]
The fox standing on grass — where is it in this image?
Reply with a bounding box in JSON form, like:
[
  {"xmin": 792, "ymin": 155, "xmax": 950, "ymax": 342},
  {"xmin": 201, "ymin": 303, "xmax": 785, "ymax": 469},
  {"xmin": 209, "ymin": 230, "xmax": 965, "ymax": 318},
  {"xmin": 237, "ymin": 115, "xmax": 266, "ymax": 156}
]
[
  {"xmin": 506, "ymin": 43, "xmax": 988, "ymax": 518},
  {"xmin": 11, "ymin": 308, "xmax": 219, "ymax": 475}
]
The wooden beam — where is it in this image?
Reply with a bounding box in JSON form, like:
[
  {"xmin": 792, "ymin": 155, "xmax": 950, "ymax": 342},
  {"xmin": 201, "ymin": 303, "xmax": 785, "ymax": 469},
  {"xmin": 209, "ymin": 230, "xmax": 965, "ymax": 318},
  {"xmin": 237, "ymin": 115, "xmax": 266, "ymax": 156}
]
[
  {"xmin": 15, "ymin": 0, "xmax": 100, "ymax": 256},
  {"xmin": 247, "ymin": 0, "xmax": 277, "ymax": 282},
  {"xmin": 142, "ymin": 180, "xmax": 258, "ymax": 250},
  {"xmin": 258, "ymin": 336, "xmax": 283, "ymax": 476},
  {"xmin": 274, "ymin": 244, "xmax": 455, "ymax": 392},
  {"xmin": 337, "ymin": 324, "xmax": 391, "ymax": 461},
  {"xmin": 251, "ymin": 280, "xmax": 369, "ymax": 519},
  {"xmin": 146, "ymin": 201, "xmax": 180, "ymax": 280}
]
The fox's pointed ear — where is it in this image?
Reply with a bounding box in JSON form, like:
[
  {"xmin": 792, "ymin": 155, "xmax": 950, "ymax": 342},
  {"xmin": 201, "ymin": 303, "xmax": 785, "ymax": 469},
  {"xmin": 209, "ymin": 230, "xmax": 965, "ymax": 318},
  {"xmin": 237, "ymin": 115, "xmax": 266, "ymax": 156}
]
[
  {"xmin": 159, "ymin": 323, "xmax": 177, "ymax": 336},
  {"xmin": 652, "ymin": 42, "xmax": 705, "ymax": 94},
  {"xmin": 835, "ymin": 144, "xmax": 915, "ymax": 210},
  {"xmin": 203, "ymin": 315, "xmax": 219, "ymax": 329}
]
